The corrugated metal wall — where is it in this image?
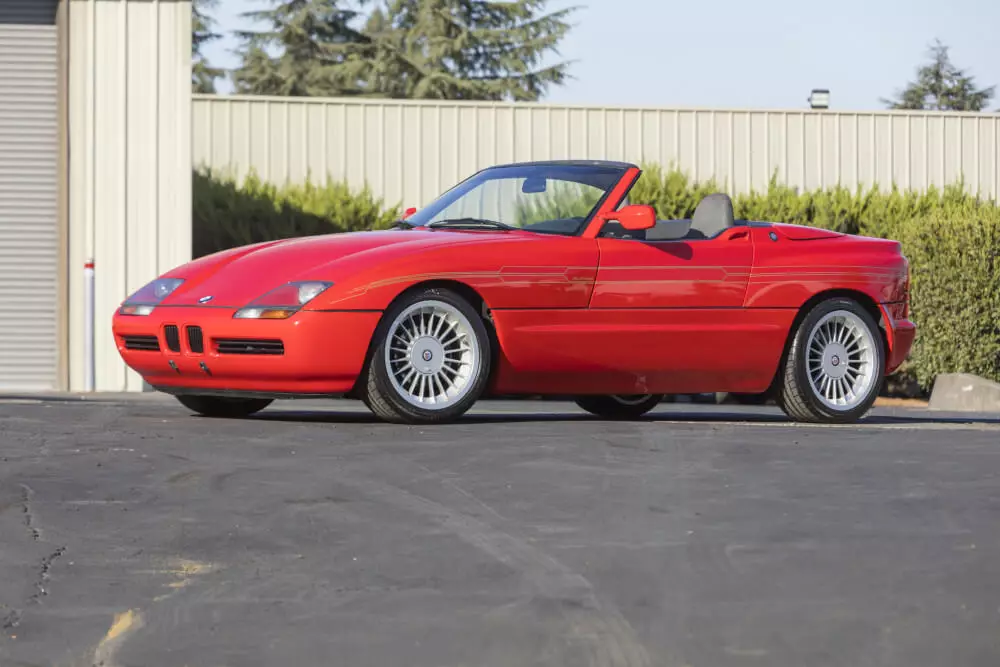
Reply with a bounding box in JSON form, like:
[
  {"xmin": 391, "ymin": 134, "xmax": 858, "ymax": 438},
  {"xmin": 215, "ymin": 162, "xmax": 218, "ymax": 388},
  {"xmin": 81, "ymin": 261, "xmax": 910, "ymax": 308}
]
[
  {"xmin": 0, "ymin": 0, "xmax": 59, "ymax": 391},
  {"xmin": 68, "ymin": 0, "xmax": 192, "ymax": 392},
  {"xmin": 193, "ymin": 95, "xmax": 1000, "ymax": 209}
]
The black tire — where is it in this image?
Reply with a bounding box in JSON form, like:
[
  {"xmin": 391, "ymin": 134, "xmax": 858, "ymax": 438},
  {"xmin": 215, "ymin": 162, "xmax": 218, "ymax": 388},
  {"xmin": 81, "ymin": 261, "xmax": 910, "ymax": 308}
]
[
  {"xmin": 361, "ymin": 287, "xmax": 492, "ymax": 424},
  {"xmin": 175, "ymin": 395, "xmax": 273, "ymax": 418},
  {"xmin": 776, "ymin": 297, "xmax": 885, "ymax": 423},
  {"xmin": 574, "ymin": 394, "xmax": 663, "ymax": 419}
]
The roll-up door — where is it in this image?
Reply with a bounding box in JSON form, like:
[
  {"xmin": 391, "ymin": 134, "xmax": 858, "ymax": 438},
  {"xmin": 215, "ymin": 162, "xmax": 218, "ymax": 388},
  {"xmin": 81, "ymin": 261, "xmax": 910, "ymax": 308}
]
[{"xmin": 0, "ymin": 0, "xmax": 59, "ymax": 390}]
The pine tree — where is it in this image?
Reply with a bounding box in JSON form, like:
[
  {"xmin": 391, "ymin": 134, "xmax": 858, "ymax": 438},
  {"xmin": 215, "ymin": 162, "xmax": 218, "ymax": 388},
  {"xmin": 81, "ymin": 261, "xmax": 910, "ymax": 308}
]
[
  {"xmin": 232, "ymin": 0, "xmax": 369, "ymax": 97},
  {"xmin": 352, "ymin": 0, "xmax": 577, "ymax": 101},
  {"xmin": 883, "ymin": 40, "xmax": 995, "ymax": 111},
  {"xmin": 193, "ymin": 0, "xmax": 225, "ymax": 93}
]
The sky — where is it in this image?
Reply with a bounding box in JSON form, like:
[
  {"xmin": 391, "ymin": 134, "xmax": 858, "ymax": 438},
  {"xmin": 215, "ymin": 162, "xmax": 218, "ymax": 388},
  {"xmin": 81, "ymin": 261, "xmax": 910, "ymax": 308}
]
[{"xmin": 202, "ymin": 0, "xmax": 1000, "ymax": 112}]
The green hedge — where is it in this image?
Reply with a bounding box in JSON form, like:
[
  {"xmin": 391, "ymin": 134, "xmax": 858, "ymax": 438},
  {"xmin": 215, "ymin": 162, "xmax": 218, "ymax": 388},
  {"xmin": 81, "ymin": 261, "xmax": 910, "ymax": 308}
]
[
  {"xmin": 193, "ymin": 165, "xmax": 1000, "ymax": 391},
  {"xmin": 900, "ymin": 208, "xmax": 1000, "ymax": 389},
  {"xmin": 193, "ymin": 168, "xmax": 399, "ymax": 258},
  {"xmin": 633, "ymin": 163, "xmax": 985, "ymax": 239}
]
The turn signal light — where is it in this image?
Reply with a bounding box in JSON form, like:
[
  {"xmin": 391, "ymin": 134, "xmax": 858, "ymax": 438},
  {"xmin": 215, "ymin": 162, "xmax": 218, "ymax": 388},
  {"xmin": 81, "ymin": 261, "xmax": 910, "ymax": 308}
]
[
  {"xmin": 233, "ymin": 307, "xmax": 298, "ymax": 320},
  {"xmin": 119, "ymin": 304, "xmax": 155, "ymax": 316},
  {"xmin": 260, "ymin": 309, "xmax": 297, "ymax": 319}
]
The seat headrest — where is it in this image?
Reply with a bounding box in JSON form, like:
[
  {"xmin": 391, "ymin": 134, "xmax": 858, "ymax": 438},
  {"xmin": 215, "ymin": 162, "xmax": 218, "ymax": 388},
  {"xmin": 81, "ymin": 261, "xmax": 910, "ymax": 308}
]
[{"xmin": 691, "ymin": 193, "xmax": 735, "ymax": 238}]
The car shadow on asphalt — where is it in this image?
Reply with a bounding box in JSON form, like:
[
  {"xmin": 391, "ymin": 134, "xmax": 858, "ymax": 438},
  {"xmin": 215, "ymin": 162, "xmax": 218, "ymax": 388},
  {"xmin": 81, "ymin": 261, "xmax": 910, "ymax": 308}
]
[
  {"xmin": 248, "ymin": 410, "xmax": 596, "ymax": 425},
  {"xmin": 640, "ymin": 411, "xmax": 1000, "ymax": 426},
  {"xmin": 246, "ymin": 408, "xmax": 1000, "ymax": 426}
]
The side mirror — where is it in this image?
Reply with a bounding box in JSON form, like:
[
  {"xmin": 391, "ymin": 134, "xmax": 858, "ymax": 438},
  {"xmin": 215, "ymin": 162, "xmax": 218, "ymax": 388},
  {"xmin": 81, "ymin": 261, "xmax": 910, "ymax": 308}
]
[
  {"xmin": 610, "ymin": 204, "xmax": 656, "ymax": 231},
  {"xmin": 401, "ymin": 207, "xmax": 417, "ymax": 220}
]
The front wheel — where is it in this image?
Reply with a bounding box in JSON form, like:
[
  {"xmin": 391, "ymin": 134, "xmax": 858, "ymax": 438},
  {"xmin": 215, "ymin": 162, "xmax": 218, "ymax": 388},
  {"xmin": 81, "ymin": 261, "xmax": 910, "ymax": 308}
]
[
  {"xmin": 361, "ymin": 287, "xmax": 491, "ymax": 424},
  {"xmin": 175, "ymin": 395, "xmax": 273, "ymax": 418},
  {"xmin": 776, "ymin": 298, "xmax": 885, "ymax": 423},
  {"xmin": 574, "ymin": 394, "xmax": 663, "ymax": 419}
]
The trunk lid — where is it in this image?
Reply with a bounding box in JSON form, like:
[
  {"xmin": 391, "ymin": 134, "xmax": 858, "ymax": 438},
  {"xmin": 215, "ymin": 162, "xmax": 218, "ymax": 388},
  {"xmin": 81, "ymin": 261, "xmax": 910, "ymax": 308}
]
[{"xmin": 769, "ymin": 223, "xmax": 845, "ymax": 241}]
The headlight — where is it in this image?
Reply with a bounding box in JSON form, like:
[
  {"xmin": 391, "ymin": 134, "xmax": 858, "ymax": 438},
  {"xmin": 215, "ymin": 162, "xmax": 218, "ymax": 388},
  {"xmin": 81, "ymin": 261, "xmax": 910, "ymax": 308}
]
[
  {"xmin": 118, "ymin": 278, "xmax": 185, "ymax": 316},
  {"xmin": 233, "ymin": 281, "xmax": 333, "ymax": 320}
]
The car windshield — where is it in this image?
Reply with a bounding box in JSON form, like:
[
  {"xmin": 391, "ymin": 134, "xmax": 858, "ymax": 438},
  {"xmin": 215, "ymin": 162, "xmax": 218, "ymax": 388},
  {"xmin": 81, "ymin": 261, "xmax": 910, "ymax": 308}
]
[{"xmin": 404, "ymin": 163, "xmax": 627, "ymax": 236}]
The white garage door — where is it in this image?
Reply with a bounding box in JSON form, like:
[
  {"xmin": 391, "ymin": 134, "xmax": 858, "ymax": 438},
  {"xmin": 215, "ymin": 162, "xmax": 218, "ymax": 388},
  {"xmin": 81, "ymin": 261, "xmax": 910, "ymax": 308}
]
[{"xmin": 0, "ymin": 1, "xmax": 59, "ymax": 391}]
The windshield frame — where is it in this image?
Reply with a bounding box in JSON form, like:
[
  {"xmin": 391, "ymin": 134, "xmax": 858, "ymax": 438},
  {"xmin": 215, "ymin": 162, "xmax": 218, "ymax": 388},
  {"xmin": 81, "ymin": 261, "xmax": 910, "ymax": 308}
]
[{"xmin": 402, "ymin": 163, "xmax": 631, "ymax": 236}]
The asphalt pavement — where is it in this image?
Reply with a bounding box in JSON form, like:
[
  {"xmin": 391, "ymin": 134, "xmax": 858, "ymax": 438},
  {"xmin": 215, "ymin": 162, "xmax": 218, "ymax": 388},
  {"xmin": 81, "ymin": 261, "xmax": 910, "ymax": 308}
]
[{"xmin": 1, "ymin": 395, "xmax": 999, "ymax": 667}]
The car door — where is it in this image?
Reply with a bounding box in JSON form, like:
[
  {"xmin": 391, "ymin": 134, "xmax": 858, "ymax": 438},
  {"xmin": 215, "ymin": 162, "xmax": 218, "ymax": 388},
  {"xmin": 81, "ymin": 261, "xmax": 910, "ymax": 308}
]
[{"xmin": 586, "ymin": 223, "xmax": 771, "ymax": 393}]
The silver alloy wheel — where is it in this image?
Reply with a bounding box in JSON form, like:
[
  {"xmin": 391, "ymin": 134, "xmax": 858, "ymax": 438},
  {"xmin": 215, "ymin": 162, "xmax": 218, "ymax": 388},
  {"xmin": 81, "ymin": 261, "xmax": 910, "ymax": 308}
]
[
  {"xmin": 384, "ymin": 299, "xmax": 480, "ymax": 410},
  {"xmin": 806, "ymin": 309, "xmax": 877, "ymax": 411},
  {"xmin": 610, "ymin": 394, "xmax": 653, "ymax": 406}
]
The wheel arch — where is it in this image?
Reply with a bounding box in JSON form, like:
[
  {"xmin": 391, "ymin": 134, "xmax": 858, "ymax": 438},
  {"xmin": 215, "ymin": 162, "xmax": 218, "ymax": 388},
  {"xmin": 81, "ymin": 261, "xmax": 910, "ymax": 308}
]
[
  {"xmin": 395, "ymin": 279, "xmax": 491, "ymax": 315},
  {"xmin": 764, "ymin": 288, "xmax": 889, "ymax": 396},
  {"xmin": 347, "ymin": 278, "xmax": 499, "ymax": 397}
]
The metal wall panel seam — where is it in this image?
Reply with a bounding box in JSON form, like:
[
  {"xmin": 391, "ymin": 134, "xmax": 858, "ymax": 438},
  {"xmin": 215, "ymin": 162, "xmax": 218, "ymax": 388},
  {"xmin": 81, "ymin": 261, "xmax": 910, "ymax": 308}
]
[
  {"xmin": 56, "ymin": 0, "xmax": 70, "ymax": 389},
  {"xmin": 975, "ymin": 117, "xmax": 980, "ymax": 193},
  {"xmin": 263, "ymin": 99, "xmax": 270, "ymax": 181},
  {"xmin": 905, "ymin": 115, "xmax": 911, "ymax": 190},
  {"xmin": 226, "ymin": 96, "xmax": 233, "ymax": 171},
  {"xmin": 923, "ymin": 115, "xmax": 929, "ymax": 189},
  {"xmin": 727, "ymin": 111, "xmax": 734, "ymax": 194},
  {"xmin": 869, "ymin": 115, "xmax": 875, "ymax": 189},
  {"xmin": 957, "ymin": 118, "xmax": 963, "ymax": 185},
  {"xmin": 709, "ymin": 110, "xmax": 715, "ymax": 180},
  {"xmin": 283, "ymin": 99, "xmax": 289, "ymax": 183}
]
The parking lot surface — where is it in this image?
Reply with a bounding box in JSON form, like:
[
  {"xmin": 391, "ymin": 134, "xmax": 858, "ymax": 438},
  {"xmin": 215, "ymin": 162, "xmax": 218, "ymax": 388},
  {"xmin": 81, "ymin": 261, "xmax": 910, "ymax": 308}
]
[{"xmin": 1, "ymin": 395, "xmax": 999, "ymax": 667}]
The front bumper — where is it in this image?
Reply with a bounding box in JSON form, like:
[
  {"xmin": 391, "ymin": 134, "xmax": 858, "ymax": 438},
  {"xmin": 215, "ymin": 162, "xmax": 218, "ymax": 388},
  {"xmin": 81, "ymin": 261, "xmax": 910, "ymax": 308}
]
[{"xmin": 112, "ymin": 307, "xmax": 382, "ymax": 396}]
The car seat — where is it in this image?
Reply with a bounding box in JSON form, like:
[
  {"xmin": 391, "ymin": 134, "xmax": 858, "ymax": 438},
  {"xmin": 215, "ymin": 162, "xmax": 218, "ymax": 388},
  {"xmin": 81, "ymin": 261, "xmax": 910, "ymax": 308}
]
[{"xmin": 689, "ymin": 193, "xmax": 735, "ymax": 239}]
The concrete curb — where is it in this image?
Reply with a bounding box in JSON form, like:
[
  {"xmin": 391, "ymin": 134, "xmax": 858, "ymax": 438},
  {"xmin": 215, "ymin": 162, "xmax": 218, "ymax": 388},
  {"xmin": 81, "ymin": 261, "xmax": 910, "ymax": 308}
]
[{"xmin": 928, "ymin": 373, "xmax": 1000, "ymax": 413}]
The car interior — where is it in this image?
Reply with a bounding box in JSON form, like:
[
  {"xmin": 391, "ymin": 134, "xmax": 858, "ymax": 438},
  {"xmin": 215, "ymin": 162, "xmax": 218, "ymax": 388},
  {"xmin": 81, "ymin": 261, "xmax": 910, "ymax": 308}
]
[
  {"xmin": 518, "ymin": 191, "xmax": 746, "ymax": 242},
  {"xmin": 599, "ymin": 192, "xmax": 738, "ymax": 241}
]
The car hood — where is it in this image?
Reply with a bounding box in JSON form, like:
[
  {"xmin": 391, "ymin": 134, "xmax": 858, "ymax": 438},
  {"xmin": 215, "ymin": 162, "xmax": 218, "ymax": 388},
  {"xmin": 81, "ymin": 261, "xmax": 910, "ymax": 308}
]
[{"xmin": 164, "ymin": 229, "xmax": 495, "ymax": 307}]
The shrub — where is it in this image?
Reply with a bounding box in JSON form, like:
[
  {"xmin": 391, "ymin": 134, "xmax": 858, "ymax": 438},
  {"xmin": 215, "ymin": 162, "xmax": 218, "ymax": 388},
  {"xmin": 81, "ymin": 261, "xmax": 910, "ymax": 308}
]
[
  {"xmin": 515, "ymin": 181, "xmax": 604, "ymax": 226},
  {"xmin": 627, "ymin": 164, "xmax": 722, "ymax": 219},
  {"xmin": 193, "ymin": 168, "xmax": 399, "ymax": 258},
  {"xmin": 898, "ymin": 208, "xmax": 1000, "ymax": 387}
]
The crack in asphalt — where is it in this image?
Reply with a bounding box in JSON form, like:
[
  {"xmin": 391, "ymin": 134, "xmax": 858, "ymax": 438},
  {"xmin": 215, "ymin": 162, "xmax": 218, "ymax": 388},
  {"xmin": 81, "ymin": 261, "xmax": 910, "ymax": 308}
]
[
  {"xmin": 19, "ymin": 485, "xmax": 40, "ymax": 542},
  {"xmin": 2, "ymin": 485, "xmax": 67, "ymax": 630},
  {"xmin": 29, "ymin": 547, "xmax": 67, "ymax": 605}
]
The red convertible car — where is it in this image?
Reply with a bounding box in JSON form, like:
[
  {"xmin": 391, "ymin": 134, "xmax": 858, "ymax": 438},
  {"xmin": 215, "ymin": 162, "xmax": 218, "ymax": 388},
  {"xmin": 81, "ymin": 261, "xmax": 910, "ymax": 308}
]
[{"xmin": 114, "ymin": 160, "xmax": 914, "ymax": 424}]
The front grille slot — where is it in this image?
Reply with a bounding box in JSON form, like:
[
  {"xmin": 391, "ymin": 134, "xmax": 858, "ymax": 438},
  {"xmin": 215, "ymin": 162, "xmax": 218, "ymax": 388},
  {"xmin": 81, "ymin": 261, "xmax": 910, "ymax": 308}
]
[
  {"xmin": 123, "ymin": 335, "xmax": 160, "ymax": 351},
  {"xmin": 215, "ymin": 338, "xmax": 285, "ymax": 356},
  {"xmin": 187, "ymin": 326, "xmax": 204, "ymax": 354},
  {"xmin": 163, "ymin": 325, "xmax": 180, "ymax": 352}
]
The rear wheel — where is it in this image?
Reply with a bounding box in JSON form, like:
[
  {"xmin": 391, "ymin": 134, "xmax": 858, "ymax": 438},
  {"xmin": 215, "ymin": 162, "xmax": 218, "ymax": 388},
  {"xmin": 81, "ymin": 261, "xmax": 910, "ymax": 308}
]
[
  {"xmin": 776, "ymin": 298, "xmax": 885, "ymax": 423},
  {"xmin": 361, "ymin": 287, "xmax": 491, "ymax": 424},
  {"xmin": 574, "ymin": 394, "xmax": 663, "ymax": 419},
  {"xmin": 175, "ymin": 395, "xmax": 273, "ymax": 418}
]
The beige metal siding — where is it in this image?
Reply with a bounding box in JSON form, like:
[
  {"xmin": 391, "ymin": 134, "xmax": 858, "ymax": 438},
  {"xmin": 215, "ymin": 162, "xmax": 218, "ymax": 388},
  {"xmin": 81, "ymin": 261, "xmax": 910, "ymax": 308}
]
[
  {"xmin": 68, "ymin": 0, "xmax": 192, "ymax": 392},
  {"xmin": 193, "ymin": 95, "xmax": 1000, "ymax": 209},
  {"xmin": 0, "ymin": 2, "xmax": 59, "ymax": 391}
]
